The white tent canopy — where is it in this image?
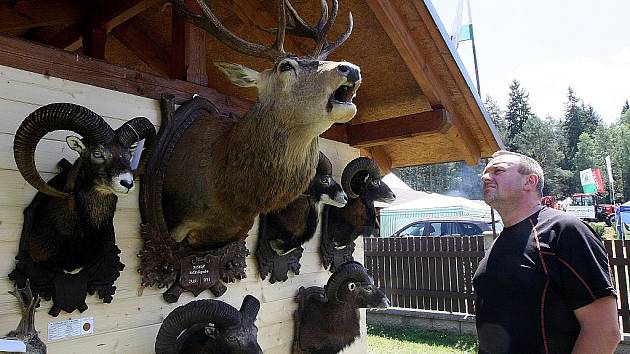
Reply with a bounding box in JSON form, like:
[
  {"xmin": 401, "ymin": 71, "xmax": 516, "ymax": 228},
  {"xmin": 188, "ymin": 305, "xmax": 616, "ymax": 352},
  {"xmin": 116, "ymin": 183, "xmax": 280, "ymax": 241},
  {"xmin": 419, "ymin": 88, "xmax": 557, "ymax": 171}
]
[
  {"xmin": 384, "ymin": 193, "xmax": 490, "ymax": 211},
  {"xmin": 375, "ymin": 173, "xmax": 427, "ymax": 208},
  {"xmin": 382, "ymin": 173, "xmax": 413, "ymax": 190},
  {"xmin": 379, "ymin": 193, "xmax": 495, "ymax": 237}
]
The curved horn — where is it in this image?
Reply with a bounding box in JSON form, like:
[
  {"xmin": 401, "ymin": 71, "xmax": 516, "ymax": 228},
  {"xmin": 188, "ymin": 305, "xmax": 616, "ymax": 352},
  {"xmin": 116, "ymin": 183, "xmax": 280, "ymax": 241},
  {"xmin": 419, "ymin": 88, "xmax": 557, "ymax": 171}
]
[
  {"xmin": 13, "ymin": 103, "xmax": 114, "ymax": 198},
  {"xmin": 172, "ymin": 0, "xmax": 287, "ymax": 59},
  {"xmin": 239, "ymin": 295, "xmax": 261, "ymax": 323},
  {"xmin": 324, "ymin": 261, "xmax": 371, "ymax": 305},
  {"xmin": 317, "ymin": 152, "xmax": 332, "ymax": 175},
  {"xmin": 341, "ymin": 157, "xmax": 380, "ymax": 199},
  {"xmin": 155, "ymin": 299, "xmax": 242, "ymax": 354},
  {"xmin": 115, "ymin": 117, "xmax": 156, "ymax": 148}
]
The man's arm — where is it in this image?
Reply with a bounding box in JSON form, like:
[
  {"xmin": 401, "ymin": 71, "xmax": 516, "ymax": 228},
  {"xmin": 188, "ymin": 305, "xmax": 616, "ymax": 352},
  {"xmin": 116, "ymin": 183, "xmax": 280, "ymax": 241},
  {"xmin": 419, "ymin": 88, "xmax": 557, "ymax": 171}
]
[{"xmin": 572, "ymin": 296, "xmax": 620, "ymax": 354}]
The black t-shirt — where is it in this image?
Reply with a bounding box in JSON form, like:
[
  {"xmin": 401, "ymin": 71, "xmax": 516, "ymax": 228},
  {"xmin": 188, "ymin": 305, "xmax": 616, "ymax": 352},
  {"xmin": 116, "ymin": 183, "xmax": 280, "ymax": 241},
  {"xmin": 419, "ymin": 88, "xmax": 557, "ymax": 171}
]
[{"xmin": 473, "ymin": 207, "xmax": 616, "ymax": 354}]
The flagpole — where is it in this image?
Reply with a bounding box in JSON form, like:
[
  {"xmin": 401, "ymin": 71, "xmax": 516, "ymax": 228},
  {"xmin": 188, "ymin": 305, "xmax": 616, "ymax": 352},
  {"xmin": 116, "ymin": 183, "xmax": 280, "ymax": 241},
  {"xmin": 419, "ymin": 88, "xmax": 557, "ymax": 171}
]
[{"xmin": 467, "ymin": 0, "xmax": 481, "ymax": 95}]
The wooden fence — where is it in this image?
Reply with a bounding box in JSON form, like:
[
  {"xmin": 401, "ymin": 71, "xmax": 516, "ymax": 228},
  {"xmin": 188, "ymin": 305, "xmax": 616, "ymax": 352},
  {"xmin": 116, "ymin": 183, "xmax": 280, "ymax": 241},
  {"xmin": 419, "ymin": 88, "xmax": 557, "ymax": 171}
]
[
  {"xmin": 363, "ymin": 236, "xmax": 485, "ymax": 315},
  {"xmin": 604, "ymin": 239, "xmax": 630, "ymax": 333},
  {"xmin": 364, "ymin": 237, "xmax": 630, "ymax": 333}
]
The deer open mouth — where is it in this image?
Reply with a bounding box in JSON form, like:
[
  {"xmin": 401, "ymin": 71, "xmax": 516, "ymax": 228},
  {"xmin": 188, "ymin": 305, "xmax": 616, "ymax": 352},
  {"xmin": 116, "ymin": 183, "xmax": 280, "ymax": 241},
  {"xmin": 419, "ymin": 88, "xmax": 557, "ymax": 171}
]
[{"xmin": 330, "ymin": 82, "xmax": 358, "ymax": 105}]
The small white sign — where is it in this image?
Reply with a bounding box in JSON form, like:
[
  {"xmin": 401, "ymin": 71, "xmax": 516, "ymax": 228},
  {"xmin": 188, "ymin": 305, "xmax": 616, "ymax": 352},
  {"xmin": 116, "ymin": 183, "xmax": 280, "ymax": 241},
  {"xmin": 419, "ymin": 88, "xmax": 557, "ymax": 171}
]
[
  {"xmin": 566, "ymin": 205, "xmax": 595, "ymax": 219},
  {"xmin": 0, "ymin": 339, "xmax": 26, "ymax": 352},
  {"xmin": 48, "ymin": 317, "xmax": 94, "ymax": 341}
]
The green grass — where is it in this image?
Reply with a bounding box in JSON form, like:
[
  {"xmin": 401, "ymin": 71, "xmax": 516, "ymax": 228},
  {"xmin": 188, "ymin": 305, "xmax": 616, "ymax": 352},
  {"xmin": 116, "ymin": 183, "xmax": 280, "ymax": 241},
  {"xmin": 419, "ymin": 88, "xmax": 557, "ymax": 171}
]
[
  {"xmin": 367, "ymin": 324, "xmax": 478, "ymax": 354},
  {"xmin": 588, "ymin": 221, "xmax": 619, "ymax": 240}
]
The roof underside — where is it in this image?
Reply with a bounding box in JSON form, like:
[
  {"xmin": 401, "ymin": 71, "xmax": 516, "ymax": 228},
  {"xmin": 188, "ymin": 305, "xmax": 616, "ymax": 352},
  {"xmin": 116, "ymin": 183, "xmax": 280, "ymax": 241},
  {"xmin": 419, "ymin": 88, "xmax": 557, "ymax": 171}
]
[{"xmin": 0, "ymin": 0, "xmax": 503, "ymax": 169}]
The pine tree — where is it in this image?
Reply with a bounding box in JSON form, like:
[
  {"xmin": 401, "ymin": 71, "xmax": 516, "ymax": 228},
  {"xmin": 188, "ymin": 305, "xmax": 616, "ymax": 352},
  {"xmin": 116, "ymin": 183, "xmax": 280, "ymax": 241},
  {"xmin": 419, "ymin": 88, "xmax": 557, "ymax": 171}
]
[
  {"xmin": 560, "ymin": 87, "xmax": 583, "ymax": 167},
  {"xmin": 621, "ymin": 100, "xmax": 630, "ymax": 125},
  {"xmin": 580, "ymin": 103, "xmax": 601, "ymax": 136},
  {"xmin": 484, "ymin": 95, "xmax": 507, "ymax": 143},
  {"xmin": 511, "ymin": 115, "xmax": 567, "ymax": 195},
  {"xmin": 504, "ymin": 80, "xmax": 532, "ymax": 150}
]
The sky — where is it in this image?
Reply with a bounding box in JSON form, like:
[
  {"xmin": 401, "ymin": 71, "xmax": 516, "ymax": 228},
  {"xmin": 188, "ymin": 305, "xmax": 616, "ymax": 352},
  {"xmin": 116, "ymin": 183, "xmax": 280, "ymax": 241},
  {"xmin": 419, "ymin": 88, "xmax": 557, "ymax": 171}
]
[{"xmin": 430, "ymin": 0, "xmax": 630, "ymax": 124}]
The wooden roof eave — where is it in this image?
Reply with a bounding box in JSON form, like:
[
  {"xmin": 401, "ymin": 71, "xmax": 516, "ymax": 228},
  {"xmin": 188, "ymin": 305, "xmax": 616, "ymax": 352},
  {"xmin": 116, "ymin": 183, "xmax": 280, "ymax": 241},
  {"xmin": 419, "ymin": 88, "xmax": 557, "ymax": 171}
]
[{"xmin": 361, "ymin": 0, "xmax": 504, "ymax": 169}]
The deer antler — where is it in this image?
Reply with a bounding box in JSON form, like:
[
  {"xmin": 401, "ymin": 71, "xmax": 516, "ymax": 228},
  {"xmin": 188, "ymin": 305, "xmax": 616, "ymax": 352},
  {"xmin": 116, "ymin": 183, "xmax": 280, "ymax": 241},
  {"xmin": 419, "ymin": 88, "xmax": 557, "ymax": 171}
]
[
  {"xmin": 172, "ymin": 0, "xmax": 287, "ymax": 60},
  {"xmin": 284, "ymin": 0, "xmax": 353, "ymax": 60}
]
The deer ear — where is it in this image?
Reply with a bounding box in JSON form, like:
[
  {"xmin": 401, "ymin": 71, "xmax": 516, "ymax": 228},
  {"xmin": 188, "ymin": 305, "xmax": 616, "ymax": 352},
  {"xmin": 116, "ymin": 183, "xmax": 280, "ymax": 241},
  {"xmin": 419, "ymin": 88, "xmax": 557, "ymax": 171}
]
[
  {"xmin": 66, "ymin": 136, "xmax": 86, "ymax": 153},
  {"xmin": 215, "ymin": 62, "xmax": 260, "ymax": 87}
]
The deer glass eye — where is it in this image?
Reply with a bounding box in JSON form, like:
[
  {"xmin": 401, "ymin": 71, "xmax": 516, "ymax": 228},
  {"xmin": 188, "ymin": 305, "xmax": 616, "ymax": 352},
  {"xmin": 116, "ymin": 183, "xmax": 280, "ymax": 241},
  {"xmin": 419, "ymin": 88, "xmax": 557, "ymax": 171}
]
[
  {"xmin": 320, "ymin": 176, "xmax": 331, "ymax": 184},
  {"xmin": 372, "ymin": 179, "xmax": 380, "ymax": 186},
  {"xmin": 92, "ymin": 150, "xmax": 103, "ymax": 159},
  {"xmin": 226, "ymin": 335, "xmax": 238, "ymax": 342},
  {"xmin": 348, "ymin": 282, "xmax": 356, "ymax": 291},
  {"xmin": 279, "ymin": 61, "xmax": 295, "ymax": 72}
]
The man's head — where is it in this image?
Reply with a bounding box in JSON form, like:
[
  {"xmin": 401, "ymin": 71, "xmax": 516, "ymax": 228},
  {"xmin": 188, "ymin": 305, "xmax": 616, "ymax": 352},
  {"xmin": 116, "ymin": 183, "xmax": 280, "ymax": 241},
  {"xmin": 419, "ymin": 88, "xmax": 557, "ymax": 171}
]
[{"xmin": 481, "ymin": 151, "xmax": 544, "ymax": 208}]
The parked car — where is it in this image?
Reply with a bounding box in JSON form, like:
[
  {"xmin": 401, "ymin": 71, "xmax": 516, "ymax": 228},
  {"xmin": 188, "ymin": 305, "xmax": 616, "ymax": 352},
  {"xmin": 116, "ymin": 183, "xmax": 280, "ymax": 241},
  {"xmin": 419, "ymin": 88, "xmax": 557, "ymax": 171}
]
[{"xmin": 390, "ymin": 218, "xmax": 502, "ymax": 237}]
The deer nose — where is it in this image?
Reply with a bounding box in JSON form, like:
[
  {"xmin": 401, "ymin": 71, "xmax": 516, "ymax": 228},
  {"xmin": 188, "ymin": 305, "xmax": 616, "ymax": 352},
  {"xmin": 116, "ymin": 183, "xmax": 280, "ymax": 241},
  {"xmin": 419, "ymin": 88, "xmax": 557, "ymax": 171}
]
[
  {"xmin": 338, "ymin": 64, "xmax": 361, "ymax": 82},
  {"xmin": 120, "ymin": 179, "xmax": 134, "ymax": 189}
]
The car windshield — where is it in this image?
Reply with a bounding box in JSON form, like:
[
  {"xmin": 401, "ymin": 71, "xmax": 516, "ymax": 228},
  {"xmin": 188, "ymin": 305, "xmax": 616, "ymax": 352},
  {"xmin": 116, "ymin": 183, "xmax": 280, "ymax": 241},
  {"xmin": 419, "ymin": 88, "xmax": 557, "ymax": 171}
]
[
  {"xmin": 392, "ymin": 219, "xmax": 503, "ymax": 237},
  {"xmin": 398, "ymin": 224, "xmax": 424, "ymax": 236}
]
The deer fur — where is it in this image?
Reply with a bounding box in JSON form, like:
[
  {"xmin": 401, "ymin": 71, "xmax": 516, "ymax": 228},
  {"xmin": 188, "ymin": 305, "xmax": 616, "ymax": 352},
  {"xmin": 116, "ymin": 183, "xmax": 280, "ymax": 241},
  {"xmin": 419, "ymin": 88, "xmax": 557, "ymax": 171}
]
[{"xmin": 164, "ymin": 1, "xmax": 360, "ymax": 249}]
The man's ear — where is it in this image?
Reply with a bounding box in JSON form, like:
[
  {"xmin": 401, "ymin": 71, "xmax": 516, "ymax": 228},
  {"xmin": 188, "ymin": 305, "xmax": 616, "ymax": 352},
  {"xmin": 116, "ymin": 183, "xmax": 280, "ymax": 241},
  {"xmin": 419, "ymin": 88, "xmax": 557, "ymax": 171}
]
[
  {"xmin": 66, "ymin": 136, "xmax": 86, "ymax": 153},
  {"xmin": 215, "ymin": 62, "xmax": 260, "ymax": 87},
  {"xmin": 524, "ymin": 174, "xmax": 539, "ymax": 191}
]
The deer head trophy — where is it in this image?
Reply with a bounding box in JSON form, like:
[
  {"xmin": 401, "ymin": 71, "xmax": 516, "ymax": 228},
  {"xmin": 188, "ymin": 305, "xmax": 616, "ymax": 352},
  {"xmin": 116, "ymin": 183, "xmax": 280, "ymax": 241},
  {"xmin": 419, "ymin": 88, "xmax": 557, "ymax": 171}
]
[
  {"xmin": 165, "ymin": 0, "xmax": 361, "ymax": 249},
  {"xmin": 139, "ymin": 0, "xmax": 360, "ymax": 301}
]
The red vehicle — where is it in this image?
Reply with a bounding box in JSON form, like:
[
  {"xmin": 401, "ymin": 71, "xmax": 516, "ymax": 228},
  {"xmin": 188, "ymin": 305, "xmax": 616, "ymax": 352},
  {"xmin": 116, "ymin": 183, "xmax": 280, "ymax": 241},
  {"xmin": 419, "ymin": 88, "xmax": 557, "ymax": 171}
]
[
  {"xmin": 570, "ymin": 193, "xmax": 616, "ymax": 226},
  {"xmin": 541, "ymin": 195, "xmax": 558, "ymax": 209}
]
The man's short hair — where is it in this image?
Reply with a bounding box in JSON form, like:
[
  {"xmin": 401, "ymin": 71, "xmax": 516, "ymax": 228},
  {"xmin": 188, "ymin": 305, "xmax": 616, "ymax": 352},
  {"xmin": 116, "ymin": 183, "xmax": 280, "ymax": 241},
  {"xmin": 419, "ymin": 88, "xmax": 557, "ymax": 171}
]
[{"xmin": 492, "ymin": 150, "xmax": 545, "ymax": 196}]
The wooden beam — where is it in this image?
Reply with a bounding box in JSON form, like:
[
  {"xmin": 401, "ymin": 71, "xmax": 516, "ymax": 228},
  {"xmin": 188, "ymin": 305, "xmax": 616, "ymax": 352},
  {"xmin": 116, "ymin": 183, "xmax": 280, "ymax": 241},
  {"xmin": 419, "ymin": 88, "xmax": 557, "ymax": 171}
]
[
  {"xmin": 320, "ymin": 124, "xmax": 348, "ymax": 143},
  {"xmin": 34, "ymin": 21, "xmax": 85, "ymax": 50},
  {"xmin": 0, "ymin": 34, "xmax": 250, "ymax": 115},
  {"xmin": 445, "ymin": 116, "xmax": 481, "ymax": 166},
  {"xmin": 82, "ymin": 25, "xmax": 107, "ymax": 59},
  {"xmin": 112, "ymin": 21, "xmax": 169, "ymax": 76},
  {"xmin": 98, "ymin": 0, "xmax": 162, "ymax": 33},
  {"xmin": 36, "ymin": 0, "xmax": 160, "ymax": 51},
  {"xmin": 363, "ymin": 146, "xmax": 393, "ymax": 175},
  {"xmin": 0, "ymin": 0, "xmax": 83, "ymax": 32},
  {"xmin": 170, "ymin": 0, "xmax": 208, "ymax": 86},
  {"xmin": 346, "ymin": 109, "xmax": 451, "ymax": 148}
]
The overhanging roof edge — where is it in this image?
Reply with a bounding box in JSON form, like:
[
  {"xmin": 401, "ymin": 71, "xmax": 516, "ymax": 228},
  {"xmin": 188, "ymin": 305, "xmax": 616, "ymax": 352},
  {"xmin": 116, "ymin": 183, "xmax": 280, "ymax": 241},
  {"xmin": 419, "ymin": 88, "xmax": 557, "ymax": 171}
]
[{"xmin": 422, "ymin": 0, "xmax": 505, "ymax": 152}]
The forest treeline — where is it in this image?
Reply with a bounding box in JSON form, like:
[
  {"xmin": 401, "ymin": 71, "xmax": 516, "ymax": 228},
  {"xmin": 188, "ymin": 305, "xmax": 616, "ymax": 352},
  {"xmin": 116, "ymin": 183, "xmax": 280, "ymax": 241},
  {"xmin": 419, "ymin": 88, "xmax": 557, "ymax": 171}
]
[{"xmin": 397, "ymin": 80, "xmax": 630, "ymax": 202}]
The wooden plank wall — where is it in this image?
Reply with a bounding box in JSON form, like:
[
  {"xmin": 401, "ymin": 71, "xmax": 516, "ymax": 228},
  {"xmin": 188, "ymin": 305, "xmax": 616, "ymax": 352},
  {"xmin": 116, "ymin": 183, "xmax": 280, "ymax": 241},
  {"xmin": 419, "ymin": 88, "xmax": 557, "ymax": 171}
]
[{"xmin": 0, "ymin": 64, "xmax": 367, "ymax": 353}]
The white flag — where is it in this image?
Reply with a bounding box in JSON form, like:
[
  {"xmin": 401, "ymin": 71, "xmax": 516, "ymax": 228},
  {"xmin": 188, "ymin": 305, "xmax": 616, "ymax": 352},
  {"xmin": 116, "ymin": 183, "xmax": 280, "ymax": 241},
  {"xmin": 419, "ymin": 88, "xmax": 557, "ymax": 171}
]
[
  {"xmin": 605, "ymin": 155, "xmax": 614, "ymax": 187},
  {"xmin": 450, "ymin": 0, "xmax": 464, "ymax": 46}
]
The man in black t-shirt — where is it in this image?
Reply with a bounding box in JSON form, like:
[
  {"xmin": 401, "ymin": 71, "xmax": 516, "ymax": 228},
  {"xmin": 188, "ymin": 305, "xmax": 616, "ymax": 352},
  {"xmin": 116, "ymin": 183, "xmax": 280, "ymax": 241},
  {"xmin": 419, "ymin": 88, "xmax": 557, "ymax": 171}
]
[{"xmin": 474, "ymin": 151, "xmax": 619, "ymax": 354}]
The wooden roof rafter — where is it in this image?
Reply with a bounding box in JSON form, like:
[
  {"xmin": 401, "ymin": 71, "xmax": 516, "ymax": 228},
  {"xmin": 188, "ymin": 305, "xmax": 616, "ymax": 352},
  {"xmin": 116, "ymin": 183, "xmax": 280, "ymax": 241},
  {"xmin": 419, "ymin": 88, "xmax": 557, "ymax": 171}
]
[
  {"xmin": 31, "ymin": 0, "xmax": 161, "ymax": 52},
  {"xmin": 229, "ymin": 0, "xmax": 312, "ymax": 56},
  {"xmin": 0, "ymin": 0, "xmax": 84, "ymax": 33},
  {"xmin": 111, "ymin": 20, "xmax": 170, "ymax": 76}
]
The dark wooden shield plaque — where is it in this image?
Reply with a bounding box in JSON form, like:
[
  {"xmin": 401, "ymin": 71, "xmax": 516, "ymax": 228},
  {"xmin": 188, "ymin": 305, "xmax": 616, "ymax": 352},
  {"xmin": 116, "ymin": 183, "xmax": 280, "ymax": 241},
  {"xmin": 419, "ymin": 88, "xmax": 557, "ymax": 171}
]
[
  {"xmin": 138, "ymin": 94, "xmax": 249, "ymax": 303},
  {"xmin": 255, "ymin": 215, "xmax": 303, "ymax": 283},
  {"xmin": 319, "ymin": 205, "xmax": 356, "ymax": 273},
  {"xmin": 292, "ymin": 285, "xmax": 327, "ymax": 354}
]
